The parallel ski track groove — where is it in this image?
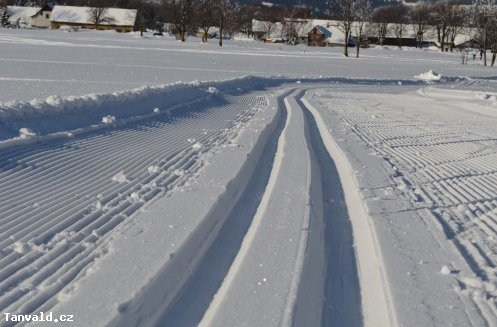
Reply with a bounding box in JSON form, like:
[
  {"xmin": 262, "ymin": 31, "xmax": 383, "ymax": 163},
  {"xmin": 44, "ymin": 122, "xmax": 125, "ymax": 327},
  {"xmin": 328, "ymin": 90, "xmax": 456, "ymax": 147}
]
[
  {"xmin": 0, "ymin": 92, "xmax": 266, "ymax": 318},
  {"xmin": 309, "ymin": 88, "xmax": 497, "ymax": 327}
]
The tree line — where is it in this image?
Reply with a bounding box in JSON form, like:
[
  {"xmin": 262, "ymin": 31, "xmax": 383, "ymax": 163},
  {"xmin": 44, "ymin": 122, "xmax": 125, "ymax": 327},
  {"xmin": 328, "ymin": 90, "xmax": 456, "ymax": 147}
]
[
  {"xmin": 327, "ymin": 0, "xmax": 497, "ymax": 65},
  {"xmin": 1, "ymin": 0, "xmax": 496, "ymax": 65},
  {"xmin": 0, "ymin": 0, "xmax": 310, "ymax": 44}
]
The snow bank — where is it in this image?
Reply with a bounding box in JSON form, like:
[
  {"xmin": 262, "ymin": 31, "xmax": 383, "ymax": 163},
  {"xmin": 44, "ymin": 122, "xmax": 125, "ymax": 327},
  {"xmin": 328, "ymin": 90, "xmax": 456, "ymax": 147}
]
[
  {"xmin": 0, "ymin": 76, "xmax": 285, "ymax": 149},
  {"xmin": 1, "ymin": 75, "xmax": 405, "ymax": 150}
]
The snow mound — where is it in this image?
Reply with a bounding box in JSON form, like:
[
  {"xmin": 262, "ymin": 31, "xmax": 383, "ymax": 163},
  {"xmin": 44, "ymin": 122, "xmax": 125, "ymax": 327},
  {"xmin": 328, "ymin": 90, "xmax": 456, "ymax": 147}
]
[
  {"xmin": 414, "ymin": 70, "xmax": 442, "ymax": 81},
  {"xmin": 103, "ymin": 115, "xmax": 117, "ymax": 124},
  {"xmin": 476, "ymin": 93, "xmax": 497, "ymax": 101},
  {"xmin": 148, "ymin": 166, "xmax": 161, "ymax": 174},
  {"xmin": 440, "ymin": 265, "xmax": 452, "ymax": 275},
  {"xmin": 207, "ymin": 87, "xmax": 219, "ymax": 94},
  {"xmin": 19, "ymin": 128, "xmax": 37, "ymax": 139},
  {"xmin": 12, "ymin": 241, "xmax": 31, "ymax": 255},
  {"xmin": 112, "ymin": 171, "xmax": 130, "ymax": 183}
]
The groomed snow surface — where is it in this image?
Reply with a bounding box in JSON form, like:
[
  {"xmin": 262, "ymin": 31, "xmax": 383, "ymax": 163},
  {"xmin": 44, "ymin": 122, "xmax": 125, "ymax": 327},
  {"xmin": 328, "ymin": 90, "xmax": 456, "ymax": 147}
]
[{"xmin": 1, "ymin": 28, "xmax": 497, "ymax": 327}]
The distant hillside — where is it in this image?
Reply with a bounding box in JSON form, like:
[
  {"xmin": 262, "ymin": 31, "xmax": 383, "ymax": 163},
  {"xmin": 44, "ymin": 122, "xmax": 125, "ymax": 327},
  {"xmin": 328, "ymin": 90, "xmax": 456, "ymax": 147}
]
[
  {"xmin": 238, "ymin": 0, "xmax": 405, "ymax": 17},
  {"xmin": 238, "ymin": 0, "xmax": 473, "ymax": 17}
]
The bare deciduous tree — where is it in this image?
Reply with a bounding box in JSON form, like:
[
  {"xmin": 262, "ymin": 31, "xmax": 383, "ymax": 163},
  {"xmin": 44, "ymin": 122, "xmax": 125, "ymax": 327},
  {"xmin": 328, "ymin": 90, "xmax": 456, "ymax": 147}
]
[
  {"xmin": 352, "ymin": 0, "xmax": 372, "ymax": 58},
  {"xmin": 213, "ymin": 0, "xmax": 237, "ymax": 46},
  {"xmin": 371, "ymin": 6, "xmax": 394, "ymax": 46},
  {"xmin": 326, "ymin": 0, "xmax": 354, "ymax": 56},
  {"xmin": 194, "ymin": 0, "xmax": 215, "ymax": 42},
  {"xmin": 129, "ymin": 0, "xmax": 160, "ymax": 36},
  {"xmin": 171, "ymin": 0, "xmax": 195, "ymax": 41},
  {"xmin": 87, "ymin": 7, "xmax": 116, "ymax": 30},
  {"xmin": 254, "ymin": 3, "xmax": 283, "ymax": 42},
  {"xmin": 487, "ymin": 8, "xmax": 497, "ymax": 66},
  {"xmin": 232, "ymin": 4, "xmax": 257, "ymax": 37},
  {"xmin": 283, "ymin": 6, "xmax": 306, "ymax": 45},
  {"xmin": 472, "ymin": 0, "xmax": 497, "ymax": 65},
  {"xmin": 390, "ymin": 5, "xmax": 410, "ymax": 49},
  {"xmin": 410, "ymin": 2, "xmax": 431, "ymax": 48},
  {"xmin": 431, "ymin": 0, "xmax": 466, "ymax": 52},
  {"xmin": 87, "ymin": 0, "xmax": 116, "ymax": 30},
  {"xmin": 446, "ymin": 3, "xmax": 468, "ymax": 52}
]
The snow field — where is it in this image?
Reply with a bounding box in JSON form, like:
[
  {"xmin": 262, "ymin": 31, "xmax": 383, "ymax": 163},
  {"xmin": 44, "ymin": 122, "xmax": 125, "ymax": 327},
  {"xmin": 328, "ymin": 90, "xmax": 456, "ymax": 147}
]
[
  {"xmin": 2, "ymin": 28, "xmax": 497, "ymax": 327},
  {"xmin": 0, "ymin": 85, "xmax": 271, "ymax": 326},
  {"xmin": 306, "ymin": 86, "xmax": 497, "ymax": 326}
]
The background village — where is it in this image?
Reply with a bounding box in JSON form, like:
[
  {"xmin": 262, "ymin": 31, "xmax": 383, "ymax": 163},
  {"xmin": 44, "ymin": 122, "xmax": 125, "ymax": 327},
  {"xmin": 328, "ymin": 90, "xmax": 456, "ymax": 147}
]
[{"xmin": 0, "ymin": 0, "xmax": 496, "ymax": 65}]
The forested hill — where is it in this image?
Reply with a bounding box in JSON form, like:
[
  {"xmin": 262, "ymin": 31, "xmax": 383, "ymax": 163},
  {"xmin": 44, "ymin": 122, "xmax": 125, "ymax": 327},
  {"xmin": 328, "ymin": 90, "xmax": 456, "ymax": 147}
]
[
  {"xmin": 238, "ymin": 0, "xmax": 393, "ymax": 17},
  {"xmin": 238, "ymin": 0, "xmax": 472, "ymax": 14}
]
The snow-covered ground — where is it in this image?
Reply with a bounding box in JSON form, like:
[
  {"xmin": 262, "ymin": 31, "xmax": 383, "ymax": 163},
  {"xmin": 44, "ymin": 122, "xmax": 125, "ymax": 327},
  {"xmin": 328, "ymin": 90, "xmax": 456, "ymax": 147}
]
[{"xmin": 1, "ymin": 28, "xmax": 497, "ymax": 327}]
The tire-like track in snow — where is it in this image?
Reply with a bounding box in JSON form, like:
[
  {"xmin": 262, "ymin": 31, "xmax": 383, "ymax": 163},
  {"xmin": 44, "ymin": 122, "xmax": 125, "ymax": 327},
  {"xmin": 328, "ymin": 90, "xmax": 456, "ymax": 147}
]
[
  {"xmin": 300, "ymin": 97, "xmax": 362, "ymax": 327},
  {"xmin": 141, "ymin": 89, "xmax": 385, "ymax": 327}
]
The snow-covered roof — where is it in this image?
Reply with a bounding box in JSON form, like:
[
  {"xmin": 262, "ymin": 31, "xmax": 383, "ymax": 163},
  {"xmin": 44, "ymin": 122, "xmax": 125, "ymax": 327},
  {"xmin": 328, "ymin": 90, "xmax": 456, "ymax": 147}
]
[
  {"xmin": 51, "ymin": 5, "xmax": 137, "ymax": 26},
  {"xmin": 306, "ymin": 21, "xmax": 352, "ymax": 44},
  {"xmin": 313, "ymin": 25, "xmax": 332, "ymax": 38},
  {"xmin": 7, "ymin": 6, "xmax": 41, "ymax": 24},
  {"xmin": 252, "ymin": 19, "xmax": 285, "ymax": 39}
]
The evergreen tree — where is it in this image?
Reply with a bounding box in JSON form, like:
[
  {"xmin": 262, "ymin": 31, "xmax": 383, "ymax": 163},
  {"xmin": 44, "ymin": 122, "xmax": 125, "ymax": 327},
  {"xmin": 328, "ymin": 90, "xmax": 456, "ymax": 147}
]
[{"xmin": 1, "ymin": 7, "xmax": 11, "ymax": 28}]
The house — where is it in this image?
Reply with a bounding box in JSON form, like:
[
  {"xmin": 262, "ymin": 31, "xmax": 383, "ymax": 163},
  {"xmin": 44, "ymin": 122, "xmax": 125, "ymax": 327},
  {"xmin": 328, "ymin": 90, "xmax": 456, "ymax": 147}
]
[
  {"xmin": 31, "ymin": 2, "xmax": 57, "ymax": 28},
  {"xmin": 50, "ymin": 6, "xmax": 137, "ymax": 32},
  {"xmin": 6, "ymin": 6, "xmax": 41, "ymax": 28},
  {"xmin": 306, "ymin": 22, "xmax": 355, "ymax": 47},
  {"xmin": 457, "ymin": 38, "xmax": 483, "ymax": 50},
  {"xmin": 308, "ymin": 25, "xmax": 331, "ymax": 46}
]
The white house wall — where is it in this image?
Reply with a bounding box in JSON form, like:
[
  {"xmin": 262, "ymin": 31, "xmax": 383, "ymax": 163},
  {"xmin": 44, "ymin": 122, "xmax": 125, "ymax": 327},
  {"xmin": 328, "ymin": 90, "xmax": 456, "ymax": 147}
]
[{"xmin": 31, "ymin": 10, "xmax": 52, "ymax": 28}]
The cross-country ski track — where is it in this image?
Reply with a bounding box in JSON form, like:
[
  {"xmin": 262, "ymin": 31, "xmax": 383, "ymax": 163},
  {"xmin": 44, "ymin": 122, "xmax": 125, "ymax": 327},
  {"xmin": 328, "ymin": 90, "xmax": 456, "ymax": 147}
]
[{"xmin": 2, "ymin": 76, "xmax": 497, "ymax": 327}]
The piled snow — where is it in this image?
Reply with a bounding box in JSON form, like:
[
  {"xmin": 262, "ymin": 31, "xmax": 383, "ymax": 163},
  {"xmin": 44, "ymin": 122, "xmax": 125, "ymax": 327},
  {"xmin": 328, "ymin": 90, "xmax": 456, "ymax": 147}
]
[
  {"xmin": 19, "ymin": 127, "xmax": 36, "ymax": 139},
  {"xmin": 414, "ymin": 69, "xmax": 442, "ymax": 81},
  {"xmin": 102, "ymin": 115, "xmax": 117, "ymax": 124},
  {"xmin": 206, "ymin": 87, "xmax": 219, "ymax": 94},
  {"xmin": 440, "ymin": 265, "xmax": 452, "ymax": 275},
  {"xmin": 112, "ymin": 171, "xmax": 129, "ymax": 183}
]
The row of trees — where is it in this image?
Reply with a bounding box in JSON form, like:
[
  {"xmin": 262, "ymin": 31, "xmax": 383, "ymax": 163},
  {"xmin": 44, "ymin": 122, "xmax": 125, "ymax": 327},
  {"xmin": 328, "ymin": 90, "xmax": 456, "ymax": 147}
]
[
  {"xmin": 164, "ymin": 0, "xmax": 318, "ymax": 46},
  {"xmin": 328, "ymin": 0, "xmax": 497, "ymax": 65},
  {"xmin": 0, "ymin": 0, "xmax": 300, "ymax": 42},
  {"xmin": 167, "ymin": 0, "xmax": 236, "ymax": 45}
]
